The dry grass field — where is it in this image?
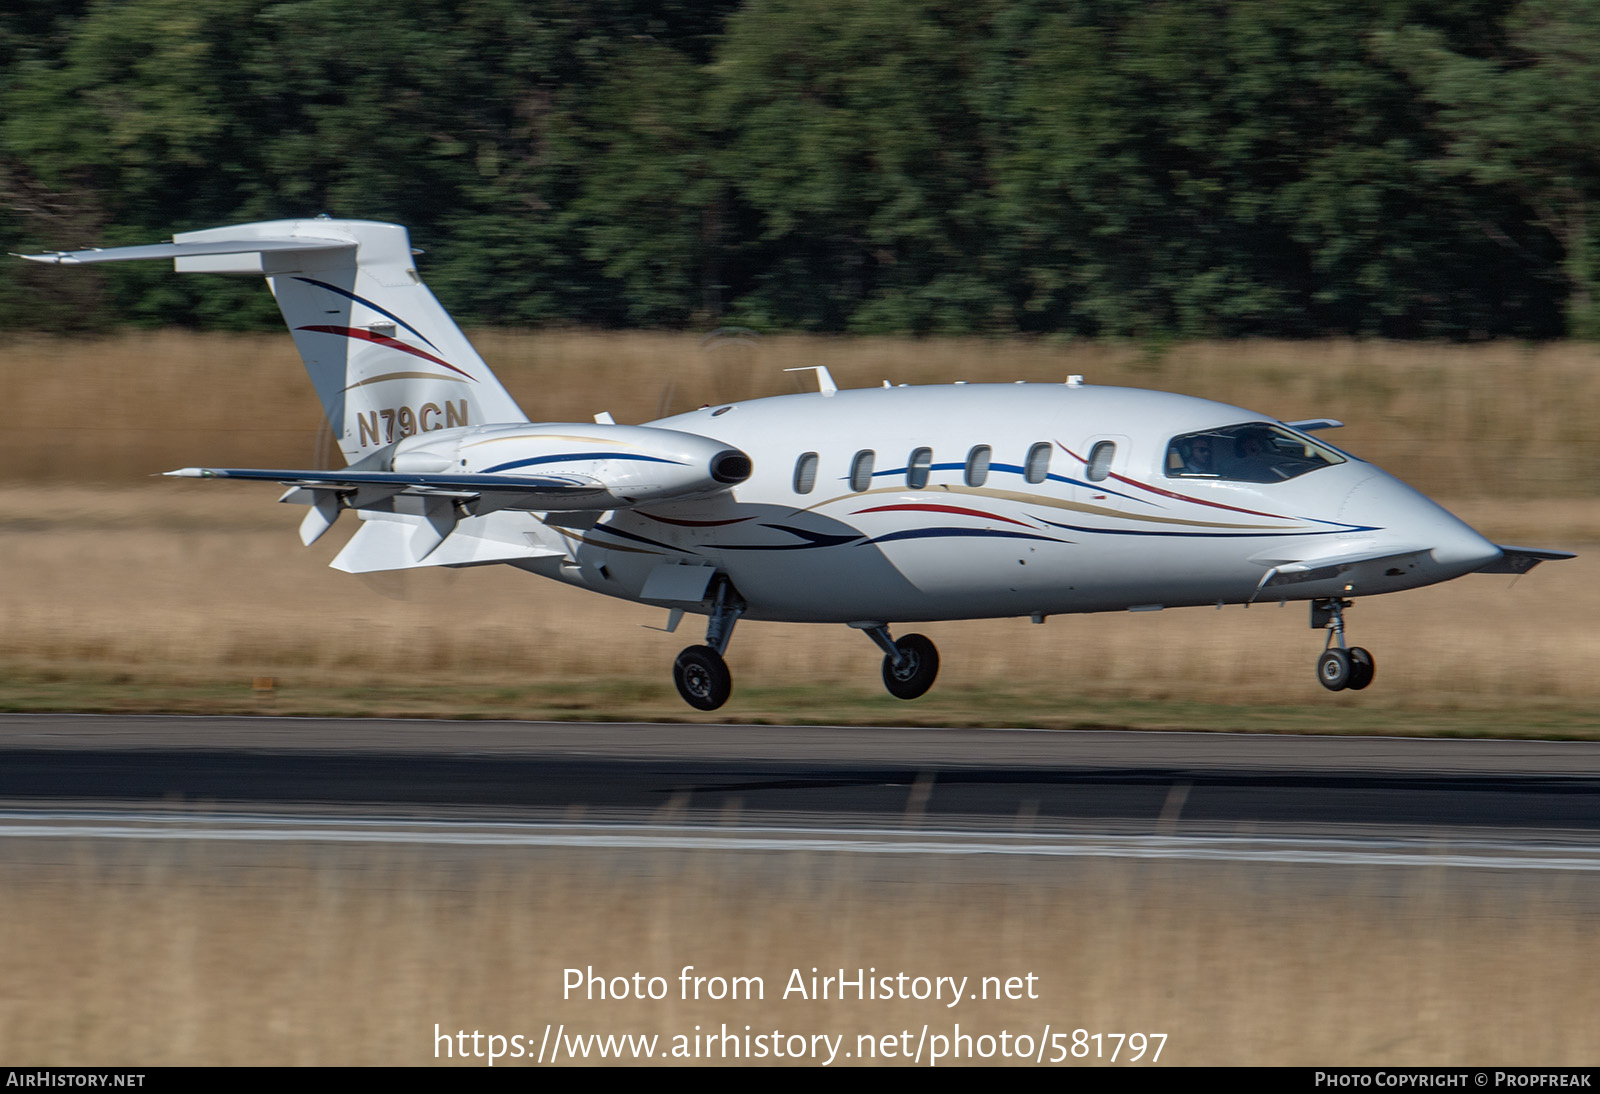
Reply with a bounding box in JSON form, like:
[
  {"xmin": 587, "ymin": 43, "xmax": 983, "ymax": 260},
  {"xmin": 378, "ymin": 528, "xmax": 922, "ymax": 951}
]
[
  {"xmin": 3, "ymin": 845, "xmax": 1596, "ymax": 1066},
  {"xmin": 2, "ymin": 330, "xmax": 1598, "ymax": 496},
  {"xmin": 0, "ymin": 331, "xmax": 1594, "ymax": 729}
]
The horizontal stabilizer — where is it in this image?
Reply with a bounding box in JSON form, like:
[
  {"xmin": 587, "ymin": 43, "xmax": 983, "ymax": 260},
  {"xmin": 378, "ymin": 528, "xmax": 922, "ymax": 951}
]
[
  {"xmin": 16, "ymin": 238, "xmax": 353, "ymax": 265},
  {"xmin": 1476, "ymin": 546, "xmax": 1577, "ymax": 575}
]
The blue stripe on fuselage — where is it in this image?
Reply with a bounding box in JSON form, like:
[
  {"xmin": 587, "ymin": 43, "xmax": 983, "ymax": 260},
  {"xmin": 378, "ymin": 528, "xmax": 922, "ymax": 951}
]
[{"xmin": 1033, "ymin": 517, "xmax": 1381, "ymax": 538}]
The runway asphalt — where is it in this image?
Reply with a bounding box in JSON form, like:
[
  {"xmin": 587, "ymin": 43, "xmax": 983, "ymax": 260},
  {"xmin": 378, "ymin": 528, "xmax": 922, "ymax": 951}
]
[{"xmin": 2, "ymin": 714, "xmax": 1598, "ymax": 843}]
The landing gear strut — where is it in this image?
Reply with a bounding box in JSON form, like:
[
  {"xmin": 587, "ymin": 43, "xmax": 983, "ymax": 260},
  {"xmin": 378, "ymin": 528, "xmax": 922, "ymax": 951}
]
[
  {"xmin": 1312, "ymin": 597, "xmax": 1375, "ymax": 692},
  {"xmin": 854, "ymin": 623, "xmax": 940, "ymax": 700},
  {"xmin": 672, "ymin": 577, "xmax": 744, "ymax": 711}
]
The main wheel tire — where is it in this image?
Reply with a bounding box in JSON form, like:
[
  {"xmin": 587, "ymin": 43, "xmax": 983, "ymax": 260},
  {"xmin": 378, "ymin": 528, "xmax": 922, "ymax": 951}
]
[
  {"xmin": 673, "ymin": 645, "xmax": 732, "ymax": 711},
  {"xmin": 1317, "ymin": 648, "xmax": 1352, "ymax": 692},
  {"xmin": 1347, "ymin": 646, "xmax": 1375, "ymax": 691},
  {"xmin": 882, "ymin": 633, "xmax": 939, "ymax": 700}
]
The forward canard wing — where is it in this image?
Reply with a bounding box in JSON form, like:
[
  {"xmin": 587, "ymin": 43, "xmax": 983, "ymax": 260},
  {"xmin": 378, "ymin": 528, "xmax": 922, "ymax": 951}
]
[
  {"xmin": 1474, "ymin": 546, "xmax": 1577, "ymax": 575},
  {"xmin": 1249, "ymin": 544, "xmax": 1434, "ymax": 599},
  {"xmin": 1249, "ymin": 541, "xmax": 1575, "ymax": 600}
]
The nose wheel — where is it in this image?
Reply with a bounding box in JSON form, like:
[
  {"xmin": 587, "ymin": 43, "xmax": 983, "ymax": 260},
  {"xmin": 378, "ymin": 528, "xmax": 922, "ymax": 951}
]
[
  {"xmin": 1312, "ymin": 598, "xmax": 1375, "ymax": 691},
  {"xmin": 1346, "ymin": 646, "xmax": 1375, "ymax": 690}
]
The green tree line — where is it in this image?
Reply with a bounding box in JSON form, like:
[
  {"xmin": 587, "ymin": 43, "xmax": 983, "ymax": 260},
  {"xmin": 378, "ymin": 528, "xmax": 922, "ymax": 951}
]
[{"xmin": 2, "ymin": 0, "xmax": 1596, "ymax": 338}]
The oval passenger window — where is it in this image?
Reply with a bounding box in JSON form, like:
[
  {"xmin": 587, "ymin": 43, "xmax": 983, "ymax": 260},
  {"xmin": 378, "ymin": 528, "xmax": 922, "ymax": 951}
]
[
  {"xmin": 907, "ymin": 447, "xmax": 932, "ymax": 489},
  {"xmin": 965, "ymin": 445, "xmax": 991, "ymax": 487},
  {"xmin": 1024, "ymin": 442, "xmax": 1052, "ymax": 484},
  {"xmin": 793, "ymin": 451, "xmax": 818, "ymax": 494},
  {"xmin": 850, "ymin": 450, "xmax": 876, "ymax": 492},
  {"xmin": 1086, "ymin": 441, "xmax": 1115, "ymax": 482}
]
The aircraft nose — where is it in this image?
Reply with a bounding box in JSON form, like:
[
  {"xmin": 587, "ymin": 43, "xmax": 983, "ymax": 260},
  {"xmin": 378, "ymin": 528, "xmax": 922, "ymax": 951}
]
[
  {"xmin": 1343, "ymin": 471, "xmax": 1500, "ymax": 577},
  {"xmin": 1429, "ymin": 522, "xmax": 1502, "ymax": 572}
]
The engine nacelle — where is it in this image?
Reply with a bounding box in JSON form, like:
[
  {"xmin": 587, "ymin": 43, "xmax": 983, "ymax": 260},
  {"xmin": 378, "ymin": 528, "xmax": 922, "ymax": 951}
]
[{"xmin": 390, "ymin": 422, "xmax": 751, "ymax": 510}]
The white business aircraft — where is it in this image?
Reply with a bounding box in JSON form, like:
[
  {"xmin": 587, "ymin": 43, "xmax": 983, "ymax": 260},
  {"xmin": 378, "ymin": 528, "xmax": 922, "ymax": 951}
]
[{"xmin": 21, "ymin": 218, "xmax": 1573, "ymax": 710}]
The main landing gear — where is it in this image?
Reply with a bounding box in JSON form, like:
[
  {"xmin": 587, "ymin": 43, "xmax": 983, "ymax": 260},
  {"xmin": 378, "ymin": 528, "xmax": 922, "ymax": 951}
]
[
  {"xmin": 1312, "ymin": 597, "xmax": 1375, "ymax": 692},
  {"xmin": 668, "ymin": 586, "xmax": 943, "ymax": 710},
  {"xmin": 671, "ymin": 578, "xmax": 743, "ymax": 711},
  {"xmin": 854, "ymin": 622, "xmax": 940, "ymax": 700}
]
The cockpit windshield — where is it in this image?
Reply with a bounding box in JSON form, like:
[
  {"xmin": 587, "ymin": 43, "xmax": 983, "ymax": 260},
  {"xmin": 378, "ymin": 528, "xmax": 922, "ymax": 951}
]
[{"xmin": 1165, "ymin": 422, "xmax": 1347, "ymax": 483}]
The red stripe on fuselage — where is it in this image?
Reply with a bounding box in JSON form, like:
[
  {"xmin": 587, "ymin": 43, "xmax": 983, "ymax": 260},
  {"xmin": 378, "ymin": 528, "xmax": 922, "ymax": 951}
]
[
  {"xmin": 853, "ymin": 503, "xmax": 1033, "ymax": 527},
  {"xmin": 1105, "ymin": 472, "xmax": 1290, "ymax": 519},
  {"xmin": 1056, "ymin": 439, "xmax": 1295, "ymax": 520}
]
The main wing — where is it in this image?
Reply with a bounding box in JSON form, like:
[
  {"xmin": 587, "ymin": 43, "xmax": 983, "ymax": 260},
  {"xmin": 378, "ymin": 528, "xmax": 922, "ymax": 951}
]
[
  {"xmin": 166, "ymin": 422, "xmax": 752, "ymax": 569},
  {"xmin": 169, "ymin": 465, "xmax": 605, "ymax": 510},
  {"xmin": 167, "ymin": 464, "xmax": 602, "ymax": 547}
]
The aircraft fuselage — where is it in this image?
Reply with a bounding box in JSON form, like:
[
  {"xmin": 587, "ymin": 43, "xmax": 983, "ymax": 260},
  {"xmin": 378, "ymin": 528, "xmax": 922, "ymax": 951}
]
[{"xmin": 534, "ymin": 383, "xmax": 1500, "ymax": 624}]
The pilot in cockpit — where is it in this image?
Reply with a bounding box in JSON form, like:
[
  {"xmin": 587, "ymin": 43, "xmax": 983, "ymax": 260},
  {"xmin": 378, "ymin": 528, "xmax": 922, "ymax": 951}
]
[
  {"xmin": 1178, "ymin": 436, "xmax": 1216, "ymax": 476},
  {"xmin": 1234, "ymin": 427, "xmax": 1272, "ymax": 474}
]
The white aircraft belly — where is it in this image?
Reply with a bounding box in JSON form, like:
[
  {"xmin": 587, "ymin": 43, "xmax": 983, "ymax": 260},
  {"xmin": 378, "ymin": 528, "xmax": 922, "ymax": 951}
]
[{"xmin": 576, "ymin": 510, "xmax": 1285, "ymax": 623}]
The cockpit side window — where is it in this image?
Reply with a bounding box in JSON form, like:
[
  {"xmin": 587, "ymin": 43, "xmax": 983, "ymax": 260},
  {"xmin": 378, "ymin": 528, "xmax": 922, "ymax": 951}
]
[{"xmin": 1165, "ymin": 423, "xmax": 1346, "ymax": 483}]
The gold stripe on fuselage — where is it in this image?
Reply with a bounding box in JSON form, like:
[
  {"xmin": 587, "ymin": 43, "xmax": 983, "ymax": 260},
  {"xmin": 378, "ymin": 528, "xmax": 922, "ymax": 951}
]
[{"xmin": 802, "ymin": 483, "xmax": 1302, "ymax": 532}]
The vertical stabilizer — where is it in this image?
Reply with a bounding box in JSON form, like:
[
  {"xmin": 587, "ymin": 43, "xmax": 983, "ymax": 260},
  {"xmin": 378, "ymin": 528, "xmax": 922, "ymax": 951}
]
[
  {"xmin": 175, "ymin": 219, "xmax": 529, "ymax": 461},
  {"xmin": 21, "ymin": 218, "xmax": 530, "ymax": 463}
]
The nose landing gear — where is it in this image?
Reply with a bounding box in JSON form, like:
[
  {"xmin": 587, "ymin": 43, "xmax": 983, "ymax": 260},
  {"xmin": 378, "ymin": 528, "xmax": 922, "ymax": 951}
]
[{"xmin": 1312, "ymin": 597, "xmax": 1375, "ymax": 691}]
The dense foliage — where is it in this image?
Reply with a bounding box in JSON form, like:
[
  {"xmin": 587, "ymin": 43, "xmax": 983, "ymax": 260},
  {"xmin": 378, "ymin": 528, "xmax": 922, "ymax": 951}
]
[{"xmin": 1, "ymin": 0, "xmax": 1595, "ymax": 337}]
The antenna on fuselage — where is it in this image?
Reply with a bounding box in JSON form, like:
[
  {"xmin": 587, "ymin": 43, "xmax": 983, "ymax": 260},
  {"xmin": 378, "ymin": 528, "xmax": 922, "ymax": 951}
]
[{"xmin": 783, "ymin": 366, "xmax": 838, "ymax": 397}]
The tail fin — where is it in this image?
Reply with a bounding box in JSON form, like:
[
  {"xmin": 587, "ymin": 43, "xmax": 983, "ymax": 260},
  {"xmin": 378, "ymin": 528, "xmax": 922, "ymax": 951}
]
[{"xmin": 21, "ymin": 217, "xmax": 529, "ymax": 463}]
